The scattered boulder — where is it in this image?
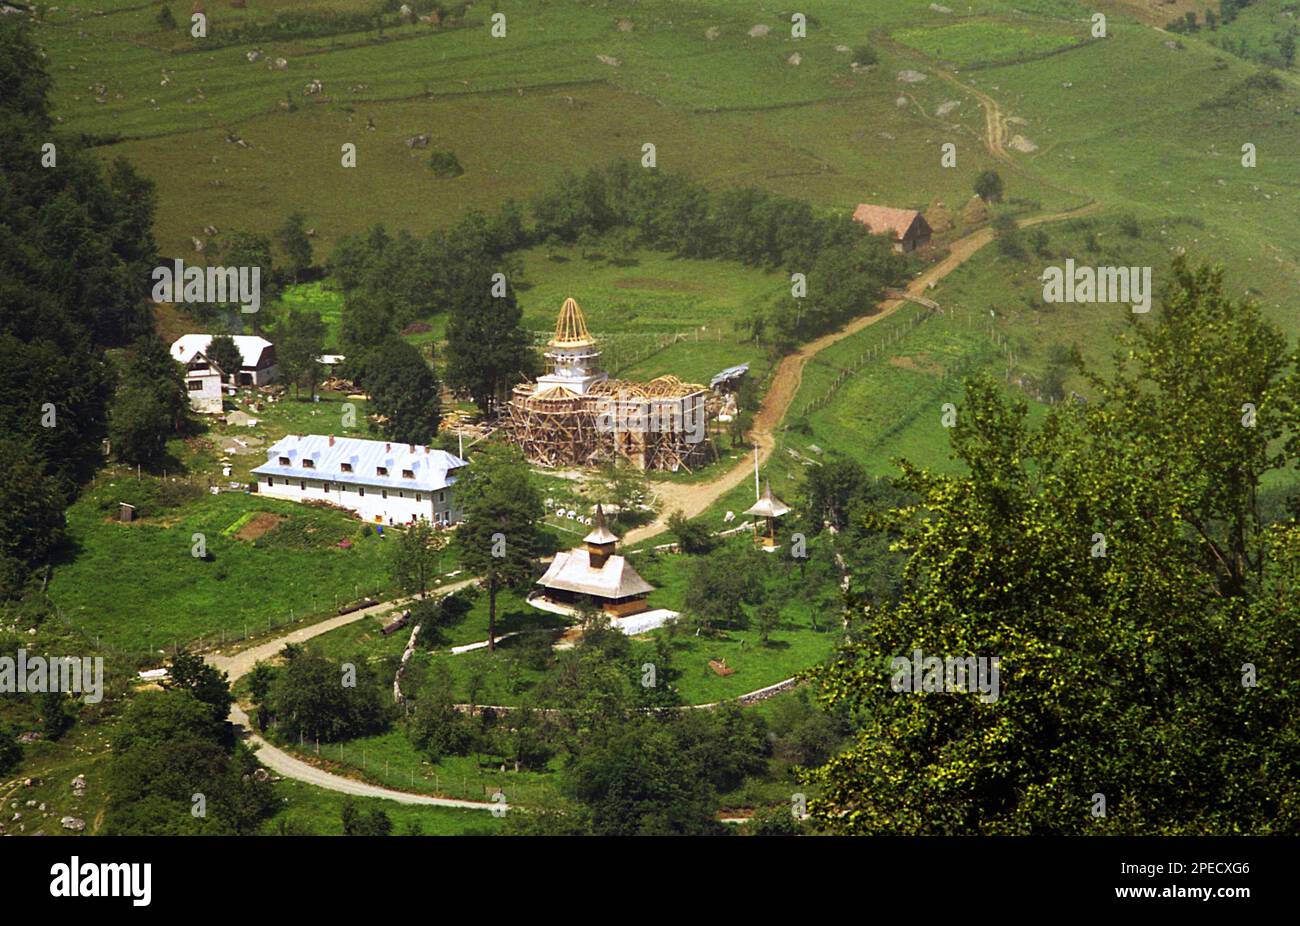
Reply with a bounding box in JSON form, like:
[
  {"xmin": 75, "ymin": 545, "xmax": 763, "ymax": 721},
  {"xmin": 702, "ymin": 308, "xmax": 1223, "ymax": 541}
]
[
  {"xmin": 895, "ymin": 95, "xmax": 909, "ymax": 108},
  {"xmin": 897, "ymin": 69, "xmax": 927, "ymax": 83},
  {"xmin": 929, "ymin": 3, "xmax": 953, "ymax": 12},
  {"xmin": 748, "ymin": 24, "xmax": 770, "ymax": 38},
  {"xmin": 596, "ymin": 53, "xmax": 620, "ymax": 67},
  {"xmin": 1008, "ymin": 134, "xmax": 1038, "ymax": 153},
  {"xmin": 404, "ymin": 133, "xmax": 430, "ymax": 149},
  {"xmin": 616, "ymin": 18, "xmax": 633, "ymax": 32},
  {"xmin": 786, "ymin": 52, "xmax": 802, "ymax": 66},
  {"xmin": 61, "ymin": 816, "xmax": 86, "ymax": 832},
  {"xmin": 705, "ymin": 26, "xmax": 720, "ymax": 41},
  {"xmin": 936, "ymin": 100, "xmax": 961, "ymax": 117}
]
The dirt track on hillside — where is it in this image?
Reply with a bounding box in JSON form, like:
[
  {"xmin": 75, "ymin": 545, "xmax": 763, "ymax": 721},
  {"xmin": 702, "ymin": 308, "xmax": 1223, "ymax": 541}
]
[{"xmin": 622, "ymin": 200, "xmax": 1098, "ymax": 546}]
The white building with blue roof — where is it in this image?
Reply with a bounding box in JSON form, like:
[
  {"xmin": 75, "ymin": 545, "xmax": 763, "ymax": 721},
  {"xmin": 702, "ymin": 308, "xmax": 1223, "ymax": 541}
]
[{"xmin": 251, "ymin": 434, "xmax": 467, "ymax": 526}]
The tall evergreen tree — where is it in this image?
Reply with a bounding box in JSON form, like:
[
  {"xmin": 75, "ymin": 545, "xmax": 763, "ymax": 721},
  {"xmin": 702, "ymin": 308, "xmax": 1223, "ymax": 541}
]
[
  {"xmin": 452, "ymin": 445, "xmax": 543, "ymax": 652},
  {"xmin": 363, "ymin": 338, "xmax": 441, "ymax": 444},
  {"xmin": 444, "ymin": 271, "xmax": 537, "ymax": 414}
]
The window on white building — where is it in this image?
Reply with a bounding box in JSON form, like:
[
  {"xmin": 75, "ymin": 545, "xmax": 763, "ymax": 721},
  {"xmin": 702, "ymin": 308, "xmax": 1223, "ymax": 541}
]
[{"xmin": 278, "ymin": 456, "xmax": 290, "ymax": 466}]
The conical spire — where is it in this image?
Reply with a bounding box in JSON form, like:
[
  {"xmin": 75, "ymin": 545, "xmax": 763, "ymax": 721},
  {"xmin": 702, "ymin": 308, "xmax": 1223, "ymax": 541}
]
[
  {"xmin": 549, "ymin": 297, "xmax": 597, "ymax": 349},
  {"xmin": 584, "ymin": 502, "xmax": 620, "ymax": 545},
  {"xmin": 744, "ymin": 480, "xmax": 791, "ymax": 519}
]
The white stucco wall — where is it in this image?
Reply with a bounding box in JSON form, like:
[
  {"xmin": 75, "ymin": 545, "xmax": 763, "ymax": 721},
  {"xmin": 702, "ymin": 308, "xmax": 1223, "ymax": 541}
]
[
  {"xmin": 186, "ymin": 373, "xmax": 223, "ymax": 414},
  {"xmin": 258, "ymin": 474, "xmax": 460, "ymax": 525}
]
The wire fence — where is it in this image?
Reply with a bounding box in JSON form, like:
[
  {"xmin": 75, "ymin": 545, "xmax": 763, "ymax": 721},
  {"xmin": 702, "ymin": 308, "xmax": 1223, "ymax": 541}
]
[{"xmin": 796, "ymin": 307, "xmax": 937, "ymax": 417}]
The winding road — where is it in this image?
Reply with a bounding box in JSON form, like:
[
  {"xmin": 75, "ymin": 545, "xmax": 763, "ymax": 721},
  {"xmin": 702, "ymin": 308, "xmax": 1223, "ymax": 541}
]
[
  {"xmin": 208, "ymin": 64, "xmax": 1103, "ymax": 808},
  {"xmin": 206, "ymin": 580, "xmax": 506, "ymax": 811},
  {"xmin": 623, "ymin": 200, "xmax": 1098, "ymax": 546}
]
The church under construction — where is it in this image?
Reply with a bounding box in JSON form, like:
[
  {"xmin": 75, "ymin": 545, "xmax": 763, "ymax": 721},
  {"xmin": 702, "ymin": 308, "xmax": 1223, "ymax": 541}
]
[{"xmin": 506, "ymin": 297, "xmax": 712, "ymax": 472}]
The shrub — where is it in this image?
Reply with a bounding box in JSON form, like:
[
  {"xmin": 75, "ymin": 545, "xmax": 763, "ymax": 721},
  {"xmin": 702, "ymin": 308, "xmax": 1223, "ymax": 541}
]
[{"xmin": 428, "ymin": 149, "xmax": 464, "ymax": 178}]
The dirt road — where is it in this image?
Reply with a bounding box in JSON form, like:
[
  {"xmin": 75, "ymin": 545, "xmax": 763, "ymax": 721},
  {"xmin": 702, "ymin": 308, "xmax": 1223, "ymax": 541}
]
[
  {"xmin": 206, "ymin": 578, "xmax": 504, "ymax": 811},
  {"xmin": 623, "ymin": 199, "xmax": 1097, "ymax": 546}
]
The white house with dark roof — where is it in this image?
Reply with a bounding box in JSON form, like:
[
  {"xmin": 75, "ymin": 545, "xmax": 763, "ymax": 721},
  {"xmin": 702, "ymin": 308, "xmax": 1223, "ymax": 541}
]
[
  {"xmin": 251, "ymin": 434, "xmax": 467, "ymax": 525},
  {"xmin": 170, "ymin": 334, "xmax": 279, "ymax": 386}
]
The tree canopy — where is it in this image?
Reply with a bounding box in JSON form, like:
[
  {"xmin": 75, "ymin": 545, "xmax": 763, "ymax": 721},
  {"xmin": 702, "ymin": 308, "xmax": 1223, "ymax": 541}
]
[{"xmin": 807, "ymin": 259, "xmax": 1300, "ymax": 835}]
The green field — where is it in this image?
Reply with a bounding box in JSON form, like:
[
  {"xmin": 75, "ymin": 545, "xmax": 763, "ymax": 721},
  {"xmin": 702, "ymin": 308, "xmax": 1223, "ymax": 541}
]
[
  {"xmin": 895, "ymin": 20, "xmax": 1089, "ymax": 69},
  {"xmin": 265, "ymin": 778, "xmax": 503, "ymax": 835},
  {"xmin": 47, "ymin": 478, "xmax": 396, "ymax": 658},
  {"xmin": 25, "ymin": 0, "xmax": 1300, "ymax": 827}
]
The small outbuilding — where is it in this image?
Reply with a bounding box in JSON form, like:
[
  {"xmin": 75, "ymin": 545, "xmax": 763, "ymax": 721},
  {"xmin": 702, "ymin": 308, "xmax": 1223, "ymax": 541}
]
[
  {"xmin": 852, "ymin": 203, "xmax": 933, "ymax": 253},
  {"xmin": 744, "ymin": 481, "xmax": 791, "ymax": 551}
]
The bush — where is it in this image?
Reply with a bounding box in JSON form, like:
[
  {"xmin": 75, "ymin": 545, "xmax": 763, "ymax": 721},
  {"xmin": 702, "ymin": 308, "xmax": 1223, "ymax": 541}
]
[
  {"xmin": 0, "ymin": 726, "xmax": 21, "ymax": 775},
  {"xmin": 428, "ymin": 149, "xmax": 464, "ymax": 178},
  {"xmin": 974, "ymin": 169, "xmax": 1004, "ymax": 203},
  {"xmin": 668, "ymin": 511, "xmax": 715, "ymax": 555},
  {"xmin": 850, "ymin": 45, "xmax": 878, "ymax": 67}
]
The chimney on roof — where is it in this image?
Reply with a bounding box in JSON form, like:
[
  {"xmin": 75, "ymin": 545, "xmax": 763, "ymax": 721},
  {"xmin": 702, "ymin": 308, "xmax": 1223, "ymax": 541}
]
[
  {"xmin": 409, "ymin": 443, "xmax": 415, "ymax": 454},
  {"xmin": 424, "ymin": 446, "xmax": 429, "ymax": 454},
  {"xmin": 328, "ymin": 434, "xmax": 335, "ymax": 447},
  {"xmin": 385, "ymin": 443, "xmax": 391, "ymax": 452}
]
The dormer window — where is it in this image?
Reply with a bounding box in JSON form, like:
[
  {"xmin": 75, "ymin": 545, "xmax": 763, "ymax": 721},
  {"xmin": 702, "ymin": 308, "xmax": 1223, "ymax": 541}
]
[
  {"xmin": 278, "ymin": 456, "xmax": 290, "ymax": 466},
  {"xmin": 340, "ymin": 462, "xmax": 353, "ymax": 473},
  {"xmin": 402, "ymin": 469, "xmax": 414, "ymax": 479},
  {"xmin": 303, "ymin": 459, "xmax": 315, "ymax": 469},
  {"xmin": 376, "ymin": 466, "xmax": 389, "ymax": 476}
]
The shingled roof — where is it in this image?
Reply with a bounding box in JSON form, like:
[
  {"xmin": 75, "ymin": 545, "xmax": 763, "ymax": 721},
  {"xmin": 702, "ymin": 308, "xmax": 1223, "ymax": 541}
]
[
  {"xmin": 852, "ymin": 204, "xmax": 928, "ymax": 241},
  {"xmin": 536, "ymin": 548, "xmax": 654, "ymax": 599}
]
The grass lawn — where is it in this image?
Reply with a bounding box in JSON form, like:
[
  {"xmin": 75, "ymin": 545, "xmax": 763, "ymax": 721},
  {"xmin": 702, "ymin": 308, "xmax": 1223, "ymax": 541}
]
[
  {"xmin": 265, "ymin": 778, "xmax": 503, "ymax": 836},
  {"xmin": 273, "ymin": 727, "xmax": 561, "ymax": 806},
  {"xmin": 894, "ymin": 19, "xmax": 1090, "ymax": 69},
  {"xmin": 48, "ymin": 476, "xmax": 395, "ymax": 659}
]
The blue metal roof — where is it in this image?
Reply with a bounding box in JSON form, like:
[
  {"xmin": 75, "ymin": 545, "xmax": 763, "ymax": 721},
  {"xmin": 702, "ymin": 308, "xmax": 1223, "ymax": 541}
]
[{"xmin": 251, "ymin": 434, "xmax": 466, "ymax": 492}]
